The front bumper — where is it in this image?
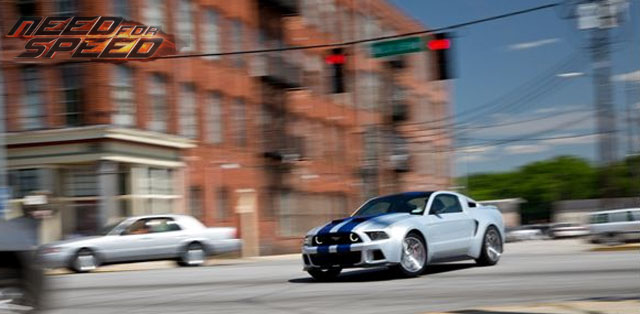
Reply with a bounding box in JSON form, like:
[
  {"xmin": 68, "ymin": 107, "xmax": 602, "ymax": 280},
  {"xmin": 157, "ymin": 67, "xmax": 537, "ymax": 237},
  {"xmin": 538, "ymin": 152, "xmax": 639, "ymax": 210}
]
[
  {"xmin": 301, "ymin": 241, "xmax": 393, "ymax": 270},
  {"xmin": 39, "ymin": 251, "xmax": 73, "ymax": 269}
]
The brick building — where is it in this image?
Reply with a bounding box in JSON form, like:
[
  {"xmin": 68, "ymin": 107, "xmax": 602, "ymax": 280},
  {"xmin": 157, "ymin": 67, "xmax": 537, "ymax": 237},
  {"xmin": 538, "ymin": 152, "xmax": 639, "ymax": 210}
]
[{"xmin": 0, "ymin": 0, "xmax": 451, "ymax": 254}]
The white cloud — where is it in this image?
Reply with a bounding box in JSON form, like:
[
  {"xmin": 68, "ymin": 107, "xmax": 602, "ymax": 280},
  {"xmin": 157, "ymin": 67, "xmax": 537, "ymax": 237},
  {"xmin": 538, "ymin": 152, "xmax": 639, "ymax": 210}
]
[
  {"xmin": 504, "ymin": 144, "xmax": 549, "ymax": 154},
  {"xmin": 557, "ymin": 72, "xmax": 584, "ymax": 78},
  {"xmin": 456, "ymin": 145, "xmax": 494, "ymax": 163},
  {"xmin": 508, "ymin": 38, "xmax": 560, "ymax": 51},
  {"xmin": 613, "ymin": 69, "xmax": 640, "ymax": 82},
  {"xmin": 457, "ymin": 154, "xmax": 488, "ymax": 163}
]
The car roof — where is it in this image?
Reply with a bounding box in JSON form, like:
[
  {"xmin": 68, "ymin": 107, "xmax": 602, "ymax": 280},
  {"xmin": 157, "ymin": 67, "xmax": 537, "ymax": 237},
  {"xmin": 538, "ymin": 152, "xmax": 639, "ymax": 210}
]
[
  {"xmin": 589, "ymin": 208, "xmax": 640, "ymax": 215},
  {"xmin": 125, "ymin": 214, "xmax": 190, "ymax": 220}
]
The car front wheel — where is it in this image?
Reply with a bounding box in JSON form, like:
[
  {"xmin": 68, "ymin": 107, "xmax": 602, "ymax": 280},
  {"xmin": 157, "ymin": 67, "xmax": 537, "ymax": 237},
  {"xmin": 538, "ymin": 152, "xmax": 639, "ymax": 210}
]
[
  {"xmin": 393, "ymin": 232, "xmax": 427, "ymax": 277},
  {"xmin": 476, "ymin": 226, "xmax": 503, "ymax": 266},
  {"xmin": 70, "ymin": 249, "xmax": 98, "ymax": 273}
]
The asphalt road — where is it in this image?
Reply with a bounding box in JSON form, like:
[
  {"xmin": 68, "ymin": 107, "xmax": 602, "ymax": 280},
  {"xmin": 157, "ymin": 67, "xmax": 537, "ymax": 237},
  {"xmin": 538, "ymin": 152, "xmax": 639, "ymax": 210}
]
[{"xmin": 42, "ymin": 240, "xmax": 639, "ymax": 314}]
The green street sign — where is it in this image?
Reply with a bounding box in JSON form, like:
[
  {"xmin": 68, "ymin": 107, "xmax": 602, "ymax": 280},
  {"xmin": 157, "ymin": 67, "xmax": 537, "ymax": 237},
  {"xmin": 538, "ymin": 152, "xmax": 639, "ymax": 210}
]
[{"xmin": 370, "ymin": 36, "xmax": 424, "ymax": 58}]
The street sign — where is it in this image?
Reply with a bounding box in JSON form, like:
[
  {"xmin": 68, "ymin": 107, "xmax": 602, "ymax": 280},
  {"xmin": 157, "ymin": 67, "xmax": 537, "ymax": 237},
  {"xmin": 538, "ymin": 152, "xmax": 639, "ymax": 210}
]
[{"xmin": 371, "ymin": 37, "xmax": 424, "ymax": 58}]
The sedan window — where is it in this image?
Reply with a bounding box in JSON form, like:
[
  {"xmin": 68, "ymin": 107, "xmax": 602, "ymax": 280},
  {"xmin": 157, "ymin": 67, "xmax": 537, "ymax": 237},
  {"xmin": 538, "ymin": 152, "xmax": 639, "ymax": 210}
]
[{"xmin": 146, "ymin": 218, "xmax": 182, "ymax": 233}]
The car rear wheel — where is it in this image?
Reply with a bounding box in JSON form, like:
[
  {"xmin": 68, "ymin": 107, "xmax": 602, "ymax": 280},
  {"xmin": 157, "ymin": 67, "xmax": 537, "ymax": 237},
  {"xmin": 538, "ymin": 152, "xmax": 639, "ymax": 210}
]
[
  {"xmin": 179, "ymin": 243, "xmax": 206, "ymax": 267},
  {"xmin": 70, "ymin": 249, "xmax": 98, "ymax": 273},
  {"xmin": 476, "ymin": 226, "xmax": 503, "ymax": 266},
  {"xmin": 307, "ymin": 267, "xmax": 341, "ymax": 281},
  {"xmin": 393, "ymin": 232, "xmax": 427, "ymax": 277}
]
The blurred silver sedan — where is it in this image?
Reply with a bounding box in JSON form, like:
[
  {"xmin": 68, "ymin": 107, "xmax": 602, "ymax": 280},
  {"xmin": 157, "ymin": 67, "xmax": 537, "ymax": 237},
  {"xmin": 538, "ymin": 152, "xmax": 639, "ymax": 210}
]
[{"xmin": 39, "ymin": 215, "xmax": 241, "ymax": 273}]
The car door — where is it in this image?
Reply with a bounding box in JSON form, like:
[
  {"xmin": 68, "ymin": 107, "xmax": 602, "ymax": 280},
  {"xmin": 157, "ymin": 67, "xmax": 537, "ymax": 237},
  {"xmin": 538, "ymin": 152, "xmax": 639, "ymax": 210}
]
[
  {"xmin": 425, "ymin": 193, "xmax": 475, "ymax": 259},
  {"xmin": 144, "ymin": 217, "xmax": 187, "ymax": 259},
  {"xmin": 105, "ymin": 218, "xmax": 157, "ymax": 262}
]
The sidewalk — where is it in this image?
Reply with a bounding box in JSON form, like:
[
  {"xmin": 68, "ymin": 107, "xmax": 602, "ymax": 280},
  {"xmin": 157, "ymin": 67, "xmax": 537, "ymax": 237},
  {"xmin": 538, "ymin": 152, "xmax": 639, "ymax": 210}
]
[
  {"xmin": 590, "ymin": 243, "xmax": 640, "ymax": 252},
  {"xmin": 428, "ymin": 299, "xmax": 640, "ymax": 313},
  {"xmin": 46, "ymin": 253, "xmax": 301, "ymax": 275}
]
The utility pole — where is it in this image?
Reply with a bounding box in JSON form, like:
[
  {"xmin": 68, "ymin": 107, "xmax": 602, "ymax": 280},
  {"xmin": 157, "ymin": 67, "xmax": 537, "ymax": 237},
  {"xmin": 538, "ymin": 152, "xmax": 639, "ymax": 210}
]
[
  {"xmin": 0, "ymin": 27, "xmax": 7, "ymax": 220},
  {"xmin": 590, "ymin": 0, "xmax": 617, "ymax": 166}
]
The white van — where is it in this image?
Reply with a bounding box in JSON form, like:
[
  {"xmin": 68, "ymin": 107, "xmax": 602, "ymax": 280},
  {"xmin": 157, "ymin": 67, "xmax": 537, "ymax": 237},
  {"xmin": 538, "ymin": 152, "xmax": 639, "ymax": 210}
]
[{"xmin": 587, "ymin": 208, "xmax": 640, "ymax": 244}]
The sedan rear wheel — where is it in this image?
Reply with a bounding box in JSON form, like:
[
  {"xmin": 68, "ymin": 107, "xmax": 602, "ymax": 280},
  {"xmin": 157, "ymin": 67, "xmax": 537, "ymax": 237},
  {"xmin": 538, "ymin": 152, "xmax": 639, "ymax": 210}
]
[
  {"xmin": 180, "ymin": 243, "xmax": 206, "ymax": 267},
  {"xmin": 393, "ymin": 232, "xmax": 427, "ymax": 277}
]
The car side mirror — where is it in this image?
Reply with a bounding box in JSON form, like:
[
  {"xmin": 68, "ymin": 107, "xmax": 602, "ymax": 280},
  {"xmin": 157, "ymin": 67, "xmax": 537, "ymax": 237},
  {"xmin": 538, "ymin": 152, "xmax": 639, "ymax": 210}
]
[
  {"xmin": 410, "ymin": 208, "xmax": 423, "ymax": 215},
  {"xmin": 429, "ymin": 207, "xmax": 443, "ymax": 216}
]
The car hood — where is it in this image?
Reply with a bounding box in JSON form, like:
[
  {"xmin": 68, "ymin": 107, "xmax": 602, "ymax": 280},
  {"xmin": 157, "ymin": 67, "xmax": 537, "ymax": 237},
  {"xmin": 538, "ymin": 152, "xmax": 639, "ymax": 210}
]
[
  {"xmin": 308, "ymin": 213, "xmax": 414, "ymax": 235},
  {"xmin": 43, "ymin": 236, "xmax": 104, "ymax": 248}
]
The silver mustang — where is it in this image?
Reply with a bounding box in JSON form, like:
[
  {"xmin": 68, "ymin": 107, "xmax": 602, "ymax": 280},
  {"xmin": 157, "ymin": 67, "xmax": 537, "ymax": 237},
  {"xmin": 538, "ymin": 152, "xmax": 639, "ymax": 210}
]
[
  {"xmin": 302, "ymin": 191, "xmax": 505, "ymax": 280},
  {"xmin": 39, "ymin": 214, "xmax": 241, "ymax": 273}
]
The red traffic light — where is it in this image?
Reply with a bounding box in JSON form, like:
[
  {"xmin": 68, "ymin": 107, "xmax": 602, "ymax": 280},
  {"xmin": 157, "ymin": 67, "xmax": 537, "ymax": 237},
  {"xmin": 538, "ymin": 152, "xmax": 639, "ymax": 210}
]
[
  {"xmin": 325, "ymin": 54, "xmax": 346, "ymax": 65},
  {"xmin": 427, "ymin": 39, "xmax": 451, "ymax": 51}
]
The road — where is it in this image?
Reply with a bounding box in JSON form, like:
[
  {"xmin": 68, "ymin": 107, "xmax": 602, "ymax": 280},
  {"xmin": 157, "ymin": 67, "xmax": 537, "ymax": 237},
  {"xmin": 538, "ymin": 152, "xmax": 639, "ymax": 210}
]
[{"xmin": 42, "ymin": 240, "xmax": 639, "ymax": 314}]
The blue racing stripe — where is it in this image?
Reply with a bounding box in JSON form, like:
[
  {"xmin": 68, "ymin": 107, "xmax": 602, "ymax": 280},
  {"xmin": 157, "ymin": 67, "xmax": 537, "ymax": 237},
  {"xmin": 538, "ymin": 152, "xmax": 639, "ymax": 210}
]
[
  {"xmin": 336, "ymin": 213, "xmax": 385, "ymax": 233},
  {"xmin": 317, "ymin": 245, "xmax": 330, "ymax": 254},
  {"xmin": 316, "ymin": 218, "xmax": 349, "ymax": 235},
  {"xmin": 336, "ymin": 244, "xmax": 351, "ymax": 253}
]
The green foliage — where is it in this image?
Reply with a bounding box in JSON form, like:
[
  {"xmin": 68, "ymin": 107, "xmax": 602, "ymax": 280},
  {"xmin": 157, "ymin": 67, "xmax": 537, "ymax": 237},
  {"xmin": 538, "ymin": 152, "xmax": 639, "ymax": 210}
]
[{"xmin": 460, "ymin": 155, "xmax": 640, "ymax": 224}]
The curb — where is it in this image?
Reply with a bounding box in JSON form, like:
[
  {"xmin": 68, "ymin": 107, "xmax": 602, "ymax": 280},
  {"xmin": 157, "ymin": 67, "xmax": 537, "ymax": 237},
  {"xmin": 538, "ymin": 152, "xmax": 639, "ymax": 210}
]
[
  {"xmin": 426, "ymin": 299, "xmax": 640, "ymax": 313},
  {"xmin": 589, "ymin": 244, "xmax": 640, "ymax": 252},
  {"xmin": 45, "ymin": 253, "xmax": 301, "ymax": 276}
]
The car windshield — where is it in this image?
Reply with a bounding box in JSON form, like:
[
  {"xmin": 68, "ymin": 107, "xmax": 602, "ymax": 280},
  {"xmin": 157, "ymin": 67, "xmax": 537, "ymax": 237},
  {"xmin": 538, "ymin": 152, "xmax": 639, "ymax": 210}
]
[
  {"xmin": 100, "ymin": 220, "xmax": 126, "ymax": 236},
  {"xmin": 353, "ymin": 192, "xmax": 432, "ymax": 217}
]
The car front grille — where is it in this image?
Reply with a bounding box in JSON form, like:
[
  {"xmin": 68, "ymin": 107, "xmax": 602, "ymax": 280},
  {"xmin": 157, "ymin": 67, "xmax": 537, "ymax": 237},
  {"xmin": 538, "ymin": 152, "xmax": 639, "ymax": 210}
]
[
  {"xmin": 313, "ymin": 233, "xmax": 362, "ymax": 246},
  {"xmin": 309, "ymin": 252, "xmax": 362, "ymax": 267}
]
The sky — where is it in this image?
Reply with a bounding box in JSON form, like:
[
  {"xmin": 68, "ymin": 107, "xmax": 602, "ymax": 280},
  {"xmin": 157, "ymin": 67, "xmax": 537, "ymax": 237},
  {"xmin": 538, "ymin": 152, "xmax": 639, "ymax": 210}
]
[{"xmin": 389, "ymin": 0, "xmax": 640, "ymax": 176}]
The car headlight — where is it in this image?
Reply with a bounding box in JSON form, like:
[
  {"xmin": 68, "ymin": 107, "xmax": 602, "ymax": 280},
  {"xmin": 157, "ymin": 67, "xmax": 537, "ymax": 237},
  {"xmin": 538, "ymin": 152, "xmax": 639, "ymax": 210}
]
[
  {"xmin": 303, "ymin": 235, "xmax": 313, "ymax": 246},
  {"xmin": 366, "ymin": 231, "xmax": 389, "ymax": 241},
  {"xmin": 40, "ymin": 246, "xmax": 62, "ymax": 254},
  {"xmin": 349, "ymin": 233, "xmax": 360, "ymax": 243}
]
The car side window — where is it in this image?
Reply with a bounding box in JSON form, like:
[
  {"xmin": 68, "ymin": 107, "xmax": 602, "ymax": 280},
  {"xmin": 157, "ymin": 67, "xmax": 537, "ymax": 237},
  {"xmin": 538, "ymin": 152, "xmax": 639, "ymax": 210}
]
[
  {"xmin": 124, "ymin": 219, "xmax": 150, "ymax": 235},
  {"xmin": 430, "ymin": 194, "xmax": 463, "ymax": 214},
  {"xmin": 147, "ymin": 218, "xmax": 182, "ymax": 233}
]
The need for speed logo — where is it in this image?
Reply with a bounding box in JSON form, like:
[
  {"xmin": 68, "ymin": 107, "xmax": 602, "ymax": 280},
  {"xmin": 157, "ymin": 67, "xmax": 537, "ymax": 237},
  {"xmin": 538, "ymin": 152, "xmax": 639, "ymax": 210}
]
[{"xmin": 7, "ymin": 16, "xmax": 176, "ymax": 60}]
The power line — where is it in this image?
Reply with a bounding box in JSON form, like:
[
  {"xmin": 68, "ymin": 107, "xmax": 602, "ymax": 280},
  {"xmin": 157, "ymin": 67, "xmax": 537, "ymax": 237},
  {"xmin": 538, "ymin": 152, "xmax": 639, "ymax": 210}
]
[
  {"xmin": 461, "ymin": 131, "xmax": 610, "ymax": 143},
  {"xmin": 156, "ymin": 3, "xmax": 560, "ymax": 60}
]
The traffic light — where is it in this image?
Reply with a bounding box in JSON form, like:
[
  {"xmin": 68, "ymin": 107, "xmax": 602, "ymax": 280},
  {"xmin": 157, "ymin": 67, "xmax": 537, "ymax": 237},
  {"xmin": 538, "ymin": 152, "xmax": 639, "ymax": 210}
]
[
  {"xmin": 427, "ymin": 32, "xmax": 454, "ymax": 80},
  {"xmin": 326, "ymin": 48, "xmax": 346, "ymax": 93}
]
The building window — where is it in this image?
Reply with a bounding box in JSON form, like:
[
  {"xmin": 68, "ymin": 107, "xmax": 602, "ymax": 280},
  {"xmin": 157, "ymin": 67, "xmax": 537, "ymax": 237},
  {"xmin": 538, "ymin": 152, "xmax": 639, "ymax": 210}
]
[
  {"xmin": 144, "ymin": 0, "xmax": 166, "ymax": 31},
  {"xmin": 64, "ymin": 167, "xmax": 98, "ymax": 197},
  {"xmin": 206, "ymin": 92, "xmax": 223, "ymax": 144},
  {"xmin": 189, "ymin": 186, "xmax": 203, "ymax": 220},
  {"xmin": 8, "ymin": 169, "xmax": 40, "ymax": 199},
  {"xmin": 59, "ymin": 64, "xmax": 84, "ymax": 127},
  {"xmin": 231, "ymin": 19, "xmax": 244, "ymax": 67},
  {"xmin": 149, "ymin": 168, "xmax": 172, "ymax": 195},
  {"xmin": 54, "ymin": 0, "xmax": 78, "ymax": 15},
  {"xmin": 232, "ymin": 99, "xmax": 246, "ymax": 146},
  {"xmin": 177, "ymin": 0, "xmax": 195, "ymax": 52},
  {"xmin": 179, "ymin": 83, "xmax": 197, "ymax": 139},
  {"xmin": 148, "ymin": 74, "xmax": 167, "ymax": 133},
  {"xmin": 216, "ymin": 187, "xmax": 229, "ymax": 221},
  {"xmin": 17, "ymin": 0, "xmax": 37, "ymax": 16},
  {"xmin": 202, "ymin": 9, "xmax": 220, "ymax": 59},
  {"xmin": 113, "ymin": 0, "xmax": 131, "ymax": 19},
  {"xmin": 111, "ymin": 65, "xmax": 135, "ymax": 127},
  {"xmin": 21, "ymin": 67, "xmax": 44, "ymax": 130}
]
